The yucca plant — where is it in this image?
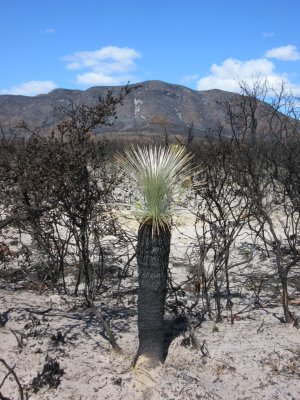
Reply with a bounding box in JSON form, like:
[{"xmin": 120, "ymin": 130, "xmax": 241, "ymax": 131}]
[{"xmin": 117, "ymin": 145, "xmax": 193, "ymax": 365}]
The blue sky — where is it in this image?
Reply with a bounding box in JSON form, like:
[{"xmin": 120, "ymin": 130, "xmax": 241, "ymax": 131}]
[{"xmin": 1, "ymin": 0, "xmax": 300, "ymax": 96}]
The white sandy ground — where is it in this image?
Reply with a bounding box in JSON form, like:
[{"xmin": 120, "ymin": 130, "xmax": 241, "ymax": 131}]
[
  {"xmin": 0, "ymin": 208, "xmax": 300, "ymax": 399},
  {"xmin": 0, "ymin": 289, "xmax": 299, "ymax": 400}
]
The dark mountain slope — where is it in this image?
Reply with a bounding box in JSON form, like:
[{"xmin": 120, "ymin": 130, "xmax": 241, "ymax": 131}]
[{"xmin": 0, "ymin": 80, "xmax": 283, "ymax": 138}]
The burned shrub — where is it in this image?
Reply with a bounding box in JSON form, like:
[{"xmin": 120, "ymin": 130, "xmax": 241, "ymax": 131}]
[{"xmin": 31, "ymin": 358, "xmax": 64, "ymax": 393}]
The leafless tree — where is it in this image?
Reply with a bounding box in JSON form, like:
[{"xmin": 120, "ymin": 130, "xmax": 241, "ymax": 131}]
[
  {"xmin": 190, "ymin": 134, "xmax": 252, "ymax": 322},
  {"xmin": 220, "ymin": 80, "xmax": 300, "ymax": 323},
  {"xmin": 0, "ymin": 86, "xmax": 134, "ymax": 305}
]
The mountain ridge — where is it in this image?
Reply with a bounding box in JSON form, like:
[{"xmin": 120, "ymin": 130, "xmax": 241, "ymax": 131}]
[{"xmin": 0, "ymin": 80, "xmax": 256, "ymax": 137}]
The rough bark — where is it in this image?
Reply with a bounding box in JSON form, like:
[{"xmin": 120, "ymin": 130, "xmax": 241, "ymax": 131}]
[
  {"xmin": 136, "ymin": 222, "xmax": 171, "ymax": 365},
  {"xmin": 282, "ymin": 277, "xmax": 294, "ymax": 323}
]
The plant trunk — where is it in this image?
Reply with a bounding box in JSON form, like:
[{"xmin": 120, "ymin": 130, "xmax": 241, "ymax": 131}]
[
  {"xmin": 274, "ymin": 242, "xmax": 295, "ymax": 324},
  {"xmin": 136, "ymin": 222, "xmax": 171, "ymax": 365},
  {"xmin": 281, "ymin": 275, "xmax": 294, "ymax": 323},
  {"xmin": 80, "ymin": 223, "xmax": 93, "ymax": 306}
]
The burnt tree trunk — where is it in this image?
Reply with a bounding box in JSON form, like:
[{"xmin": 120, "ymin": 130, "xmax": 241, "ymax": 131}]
[
  {"xmin": 274, "ymin": 242, "xmax": 295, "ymax": 324},
  {"xmin": 136, "ymin": 222, "xmax": 171, "ymax": 364},
  {"xmin": 281, "ymin": 274, "xmax": 294, "ymax": 324}
]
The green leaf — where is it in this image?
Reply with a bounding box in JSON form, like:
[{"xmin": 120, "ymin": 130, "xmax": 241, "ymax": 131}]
[{"xmin": 116, "ymin": 145, "xmax": 193, "ymax": 234}]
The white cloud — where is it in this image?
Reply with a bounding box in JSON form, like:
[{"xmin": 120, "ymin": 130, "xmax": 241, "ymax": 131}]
[
  {"xmin": 197, "ymin": 58, "xmax": 275, "ymax": 92},
  {"xmin": 181, "ymin": 74, "xmax": 199, "ymax": 84},
  {"xmin": 63, "ymin": 46, "xmax": 141, "ymax": 86},
  {"xmin": 0, "ymin": 80, "xmax": 57, "ymax": 96},
  {"xmin": 76, "ymin": 72, "xmax": 129, "ymax": 86},
  {"xmin": 262, "ymin": 32, "xmax": 275, "ymax": 38},
  {"xmin": 45, "ymin": 28, "xmax": 55, "ymax": 34},
  {"xmin": 264, "ymin": 45, "xmax": 300, "ymax": 61},
  {"xmin": 196, "ymin": 57, "xmax": 300, "ymax": 95}
]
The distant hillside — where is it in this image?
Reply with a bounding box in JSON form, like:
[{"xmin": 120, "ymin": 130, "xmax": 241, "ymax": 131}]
[{"xmin": 0, "ymin": 80, "xmax": 284, "ymax": 139}]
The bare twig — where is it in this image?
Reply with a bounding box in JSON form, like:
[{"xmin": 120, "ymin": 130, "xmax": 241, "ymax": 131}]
[
  {"xmin": 9, "ymin": 329, "xmax": 24, "ymax": 351},
  {"xmin": 0, "ymin": 358, "xmax": 25, "ymax": 400},
  {"xmin": 90, "ymin": 306, "xmax": 122, "ymax": 353}
]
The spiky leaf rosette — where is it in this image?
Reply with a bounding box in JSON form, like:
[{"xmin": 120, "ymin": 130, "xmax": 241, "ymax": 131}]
[{"xmin": 117, "ymin": 145, "xmax": 193, "ymax": 234}]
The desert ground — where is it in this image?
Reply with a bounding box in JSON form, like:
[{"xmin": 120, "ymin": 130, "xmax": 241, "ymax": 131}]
[{"xmin": 0, "ymin": 209, "xmax": 299, "ymax": 400}]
